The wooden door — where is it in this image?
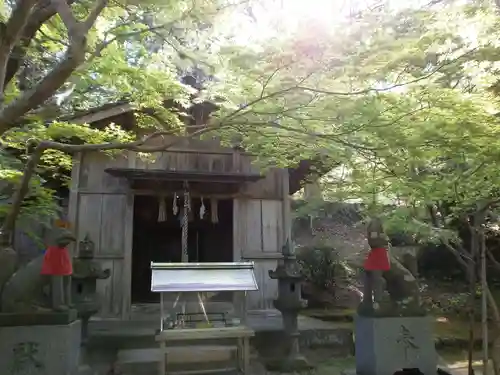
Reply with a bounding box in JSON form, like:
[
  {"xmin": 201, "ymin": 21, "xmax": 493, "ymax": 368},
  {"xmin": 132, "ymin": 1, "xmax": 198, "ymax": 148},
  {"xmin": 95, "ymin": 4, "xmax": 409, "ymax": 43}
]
[{"xmin": 233, "ymin": 198, "xmax": 284, "ymax": 310}]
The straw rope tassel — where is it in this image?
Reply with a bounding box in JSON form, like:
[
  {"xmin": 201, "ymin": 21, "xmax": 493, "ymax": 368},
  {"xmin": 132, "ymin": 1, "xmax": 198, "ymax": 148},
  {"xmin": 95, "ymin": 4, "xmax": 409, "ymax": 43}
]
[
  {"xmin": 181, "ymin": 188, "xmax": 190, "ymax": 261},
  {"xmin": 210, "ymin": 198, "xmax": 219, "ymax": 224},
  {"xmin": 157, "ymin": 195, "xmax": 167, "ymax": 222},
  {"xmin": 200, "ymin": 197, "xmax": 206, "ymax": 219},
  {"xmin": 188, "ymin": 195, "xmax": 194, "ymax": 222},
  {"xmin": 172, "ymin": 193, "xmax": 178, "ymax": 216}
]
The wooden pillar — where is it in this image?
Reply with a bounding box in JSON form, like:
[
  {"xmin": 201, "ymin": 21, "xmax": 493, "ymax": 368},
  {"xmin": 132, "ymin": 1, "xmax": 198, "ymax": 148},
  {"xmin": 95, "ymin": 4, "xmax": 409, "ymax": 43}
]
[
  {"xmin": 281, "ymin": 169, "xmax": 291, "ymax": 253},
  {"xmin": 122, "ymin": 151, "xmax": 136, "ymax": 320},
  {"xmin": 67, "ymin": 153, "xmax": 82, "ymax": 257}
]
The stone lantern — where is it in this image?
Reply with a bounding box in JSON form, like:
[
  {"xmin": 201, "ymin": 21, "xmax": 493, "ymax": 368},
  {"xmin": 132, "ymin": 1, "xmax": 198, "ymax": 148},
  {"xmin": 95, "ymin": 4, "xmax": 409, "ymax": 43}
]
[
  {"xmin": 72, "ymin": 234, "xmax": 110, "ymax": 344},
  {"xmin": 268, "ymin": 239, "xmax": 311, "ymax": 371}
]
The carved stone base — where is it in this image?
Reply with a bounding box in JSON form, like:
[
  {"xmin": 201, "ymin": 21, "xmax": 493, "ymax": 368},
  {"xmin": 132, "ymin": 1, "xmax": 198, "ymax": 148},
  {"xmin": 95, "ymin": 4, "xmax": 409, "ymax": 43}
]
[
  {"xmin": 0, "ymin": 310, "xmax": 78, "ymax": 326},
  {"xmin": 0, "ymin": 319, "xmax": 81, "ymax": 375},
  {"xmin": 355, "ymin": 315, "xmax": 437, "ymax": 375}
]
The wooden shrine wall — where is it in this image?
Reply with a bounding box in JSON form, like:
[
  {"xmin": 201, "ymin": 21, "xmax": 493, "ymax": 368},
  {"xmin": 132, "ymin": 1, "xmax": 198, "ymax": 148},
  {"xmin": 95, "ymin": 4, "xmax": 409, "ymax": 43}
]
[
  {"xmin": 233, "ymin": 197, "xmax": 288, "ymax": 310},
  {"xmin": 68, "ymin": 151, "xmax": 132, "ymax": 318},
  {"xmin": 68, "ymin": 137, "xmax": 290, "ymax": 318}
]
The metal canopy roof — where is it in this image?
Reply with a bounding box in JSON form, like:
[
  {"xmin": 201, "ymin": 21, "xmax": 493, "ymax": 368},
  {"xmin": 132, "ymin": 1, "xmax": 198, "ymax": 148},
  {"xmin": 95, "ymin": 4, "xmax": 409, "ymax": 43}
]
[
  {"xmin": 150, "ymin": 262, "xmax": 259, "ymax": 293},
  {"xmin": 105, "ymin": 168, "xmax": 264, "ymax": 184}
]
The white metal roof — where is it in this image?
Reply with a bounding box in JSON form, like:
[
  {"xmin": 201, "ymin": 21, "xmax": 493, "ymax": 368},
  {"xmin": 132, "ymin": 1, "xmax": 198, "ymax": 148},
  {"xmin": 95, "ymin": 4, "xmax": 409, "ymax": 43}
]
[{"xmin": 150, "ymin": 262, "xmax": 259, "ymax": 293}]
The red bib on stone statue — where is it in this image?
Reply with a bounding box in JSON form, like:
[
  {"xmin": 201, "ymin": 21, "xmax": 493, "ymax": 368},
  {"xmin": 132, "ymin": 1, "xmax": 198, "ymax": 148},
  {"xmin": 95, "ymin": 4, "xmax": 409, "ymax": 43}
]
[
  {"xmin": 364, "ymin": 247, "xmax": 390, "ymax": 271},
  {"xmin": 41, "ymin": 246, "xmax": 73, "ymax": 275}
]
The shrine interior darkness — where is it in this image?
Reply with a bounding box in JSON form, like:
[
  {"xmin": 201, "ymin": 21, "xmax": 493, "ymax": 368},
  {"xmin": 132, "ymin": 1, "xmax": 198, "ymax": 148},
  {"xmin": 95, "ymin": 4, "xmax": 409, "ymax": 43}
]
[{"xmin": 131, "ymin": 195, "xmax": 233, "ymax": 303}]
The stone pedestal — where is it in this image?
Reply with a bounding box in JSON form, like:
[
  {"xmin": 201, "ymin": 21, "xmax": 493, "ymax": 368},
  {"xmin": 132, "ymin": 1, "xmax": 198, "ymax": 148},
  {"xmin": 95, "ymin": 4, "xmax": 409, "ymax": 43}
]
[
  {"xmin": 0, "ymin": 319, "xmax": 81, "ymax": 375},
  {"xmin": 355, "ymin": 315, "xmax": 437, "ymax": 375}
]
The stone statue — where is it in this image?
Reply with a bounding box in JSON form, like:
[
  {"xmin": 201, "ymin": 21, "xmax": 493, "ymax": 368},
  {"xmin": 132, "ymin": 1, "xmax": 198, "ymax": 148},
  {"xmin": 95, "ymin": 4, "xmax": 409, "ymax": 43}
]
[
  {"xmin": 355, "ymin": 219, "xmax": 435, "ymax": 375},
  {"xmin": 40, "ymin": 226, "xmax": 76, "ymax": 311},
  {"xmin": 358, "ymin": 217, "xmax": 424, "ymax": 317},
  {"xmin": 72, "ymin": 234, "xmax": 110, "ymax": 343},
  {"xmin": 358, "ymin": 217, "xmax": 390, "ymax": 315},
  {"xmin": 0, "ymin": 225, "xmax": 75, "ymax": 314}
]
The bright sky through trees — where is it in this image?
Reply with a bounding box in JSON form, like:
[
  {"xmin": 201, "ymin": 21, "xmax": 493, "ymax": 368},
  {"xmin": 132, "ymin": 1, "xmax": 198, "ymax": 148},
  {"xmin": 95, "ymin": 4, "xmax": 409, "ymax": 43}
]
[{"xmin": 220, "ymin": 0, "xmax": 436, "ymax": 53}]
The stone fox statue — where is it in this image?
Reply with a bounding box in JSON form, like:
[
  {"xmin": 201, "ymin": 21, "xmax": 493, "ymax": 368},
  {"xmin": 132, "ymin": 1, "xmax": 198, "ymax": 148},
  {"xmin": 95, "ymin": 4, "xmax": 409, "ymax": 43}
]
[
  {"xmin": 0, "ymin": 225, "xmax": 76, "ymax": 313},
  {"xmin": 40, "ymin": 226, "xmax": 76, "ymax": 311},
  {"xmin": 358, "ymin": 217, "xmax": 424, "ymax": 317},
  {"xmin": 358, "ymin": 217, "xmax": 391, "ymax": 314}
]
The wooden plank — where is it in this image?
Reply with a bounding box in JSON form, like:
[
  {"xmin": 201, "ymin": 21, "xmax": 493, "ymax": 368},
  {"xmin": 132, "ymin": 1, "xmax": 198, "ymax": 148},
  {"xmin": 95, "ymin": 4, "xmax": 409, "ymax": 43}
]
[
  {"xmin": 243, "ymin": 168, "xmax": 283, "ymax": 200},
  {"xmin": 74, "ymin": 152, "xmax": 129, "ymax": 318},
  {"xmin": 242, "ymin": 251, "xmax": 283, "ymax": 259},
  {"xmin": 232, "ymin": 151, "xmax": 241, "ymax": 173},
  {"xmin": 76, "ymin": 193, "xmax": 128, "ymax": 258},
  {"xmin": 71, "ymin": 189, "xmax": 128, "ymax": 195},
  {"xmin": 235, "ymin": 199, "xmax": 283, "ymax": 254},
  {"xmin": 95, "ymin": 259, "xmax": 113, "ymax": 316},
  {"xmin": 261, "ymin": 200, "xmax": 282, "ymax": 253},
  {"xmin": 168, "ymin": 368, "xmax": 237, "ymax": 375},
  {"xmin": 245, "ymin": 200, "xmax": 262, "ymax": 253},
  {"xmin": 76, "ymin": 194, "xmax": 102, "ymax": 251},
  {"xmin": 77, "ymin": 152, "xmax": 89, "ymax": 189},
  {"xmin": 232, "ymin": 200, "xmax": 242, "ymax": 262},
  {"xmin": 234, "ymin": 198, "xmax": 282, "ymax": 309},
  {"xmin": 69, "ymin": 153, "xmax": 82, "ymax": 192},
  {"xmin": 102, "ymin": 154, "xmax": 128, "ymax": 189},
  {"xmin": 99, "ymin": 194, "xmax": 127, "ymax": 256},
  {"xmin": 95, "ymin": 259, "xmax": 124, "ymax": 317},
  {"xmin": 127, "ymin": 150, "xmax": 137, "ymax": 168},
  {"xmin": 78, "ymin": 152, "xmax": 128, "ymax": 191},
  {"xmin": 245, "ymin": 262, "xmax": 263, "ymax": 309},
  {"xmin": 233, "ymin": 199, "xmax": 244, "ymax": 255},
  {"xmin": 156, "ymin": 327, "xmax": 254, "ymax": 341},
  {"xmin": 67, "ymin": 153, "xmax": 82, "ymax": 256},
  {"xmin": 111, "ymin": 259, "xmax": 124, "ymax": 316},
  {"xmin": 118, "ymin": 346, "xmax": 237, "ymax": 364},
  {"xmin": 239, "ymin": 155, "xmax": 259, "ymax": 174},
  {"xmin": 246, "ymin": 259, "xmax": 278, "ymax": 310},
  {"xmin": 122, "ymin": 191, "xmax": 134, "ymax": 320},
  {"xmin": 78, "ymin": 153, "xmax": 105, "ymax": 190},
  {"xmin": 142, "ymin": 152, "xmax": 162, "ymax": 170},
  {"xmin": 281, "ymin": 168, "xmax": 292, "ymax": 245},
  {"xmin": 143, "ymin": 135, "xmax": 240, "ymax": 154},
  {"xmin": 128, "ymin": 150, "xmax": 239, "ymax": 173}
]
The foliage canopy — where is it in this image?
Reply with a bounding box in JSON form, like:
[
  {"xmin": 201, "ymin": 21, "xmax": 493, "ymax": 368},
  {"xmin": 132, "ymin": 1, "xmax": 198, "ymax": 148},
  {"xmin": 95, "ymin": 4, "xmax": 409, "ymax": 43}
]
[{"xmin": 2, "ymin": 0, "xmax": 500, "ymax": 250}]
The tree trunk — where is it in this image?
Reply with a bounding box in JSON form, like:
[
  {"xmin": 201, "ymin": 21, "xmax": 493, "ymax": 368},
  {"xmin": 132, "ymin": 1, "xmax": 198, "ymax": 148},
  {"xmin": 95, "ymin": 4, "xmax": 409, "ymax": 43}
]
[
  {"xmin": 468, "ymin": 255, "xmax": 477, "ymax": 375},
  {"xmin": 486, "ymin": 287, "xmax": 500, "ymax": 375},
  {"xmin": 481, "ymin": 227, "xmax": 489, "ymax": 375}
]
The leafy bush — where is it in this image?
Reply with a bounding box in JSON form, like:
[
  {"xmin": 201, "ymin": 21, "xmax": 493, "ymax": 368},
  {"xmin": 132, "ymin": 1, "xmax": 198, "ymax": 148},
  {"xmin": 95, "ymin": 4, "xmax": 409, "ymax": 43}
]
[
  {"xmin": 417, "ymin": 244, "xmax": 468, "ymax": 282},
  {"xmin": 296, "ymin": 245, "xmax": 356, "ymax": 291}
]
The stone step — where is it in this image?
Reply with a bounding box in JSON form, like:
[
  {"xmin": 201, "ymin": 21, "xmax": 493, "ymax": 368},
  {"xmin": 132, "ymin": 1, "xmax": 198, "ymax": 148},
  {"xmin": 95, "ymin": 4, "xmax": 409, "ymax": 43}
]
[
  {"xmin": 117, "ymin": 345, "xmax": 239, "ymax": 375},
  {"xmin": 167, "ymin": 368, "xmax": 238, "ymax": 375},
  {"xmin": 90, "ymin": 326, "xmax": 353, "ymax": 352},
  {"xmin": 118, "ymin": 345, "xmax": 238, "ymax": 364}
]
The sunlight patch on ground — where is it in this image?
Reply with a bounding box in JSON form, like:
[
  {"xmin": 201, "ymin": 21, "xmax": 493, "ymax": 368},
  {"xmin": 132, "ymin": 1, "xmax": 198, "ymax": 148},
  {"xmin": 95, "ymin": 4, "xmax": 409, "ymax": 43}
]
[
  {"xmin": 436, "ymin": 316, "xmax": 449, "ymax": 323},
  {"xmin": 438, "ymin": 348, "xmax": 492, "ymax": 375}
]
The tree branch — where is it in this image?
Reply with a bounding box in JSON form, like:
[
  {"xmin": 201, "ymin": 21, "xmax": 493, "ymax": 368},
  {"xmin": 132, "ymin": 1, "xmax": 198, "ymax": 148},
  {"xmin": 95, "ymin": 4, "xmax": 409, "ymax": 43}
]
[
  {"xmin": 0, "ymin": 125, "xmax": 218, "ymax": 247},
  {"xmin": 0, "ymin": 0, "xmax": 39, "ymax": 96},
  {"xmin": 0, "ymin": 0, "xmax": 108, "ymax": 134},
  {"xmin": 0, "ymin": 43, "xmax": 86, "ymax": 132},
  {"xmin": 4, "ymin": 0, "xmax": 78, "ymax": 87},
  {"xmin": 82, "ymin": 0, "xmax": 108, "ymax": 33},
  {"xmin": 89, "ymin": 23, "xmax": 172, "ymax": 62},
  {"xmin": 50, "ymin": 0, "xmax": 83, "ymax": 41},
  {"xmin": 295, "ymin": 47, "xmax": 479, "ymax": 96}
]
